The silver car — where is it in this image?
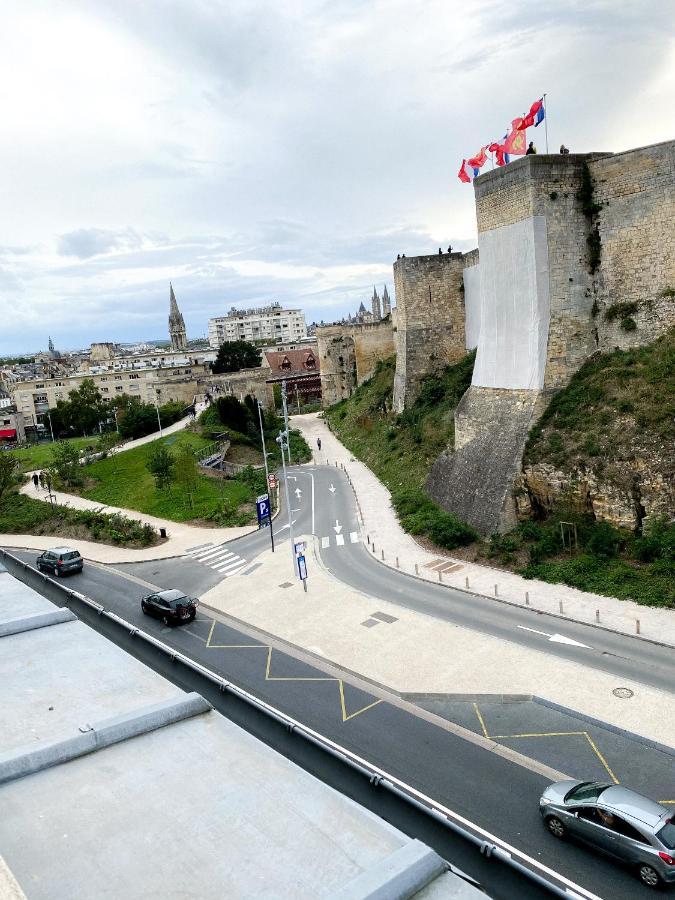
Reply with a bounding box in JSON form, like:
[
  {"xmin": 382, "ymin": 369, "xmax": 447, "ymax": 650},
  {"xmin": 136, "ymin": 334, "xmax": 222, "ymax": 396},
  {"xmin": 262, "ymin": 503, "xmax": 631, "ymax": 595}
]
[{"xmin": 540, "ymin": 780, "xmax": 675, "ymax": 889}]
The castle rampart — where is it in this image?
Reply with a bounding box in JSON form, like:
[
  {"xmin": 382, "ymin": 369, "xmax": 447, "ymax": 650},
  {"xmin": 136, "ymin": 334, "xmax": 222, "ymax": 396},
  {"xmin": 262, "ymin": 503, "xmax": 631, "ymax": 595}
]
[
  {"xmin": 392, "ymin": 252, "xmax": 468, "ymax": 411},
  {"xmin": 317, "ymin": 317, "xmax": 394, "ymax": 407},
  {"xmin": 426, "ymin": 140, "xmax": 675, "ymax": 534}
]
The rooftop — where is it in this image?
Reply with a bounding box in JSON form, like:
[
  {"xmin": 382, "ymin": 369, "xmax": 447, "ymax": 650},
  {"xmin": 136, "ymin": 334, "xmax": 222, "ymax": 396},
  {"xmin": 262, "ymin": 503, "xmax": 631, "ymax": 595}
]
[{"xmin": 0, "ymin": 565, "xmax": 480, "ymax": 899}]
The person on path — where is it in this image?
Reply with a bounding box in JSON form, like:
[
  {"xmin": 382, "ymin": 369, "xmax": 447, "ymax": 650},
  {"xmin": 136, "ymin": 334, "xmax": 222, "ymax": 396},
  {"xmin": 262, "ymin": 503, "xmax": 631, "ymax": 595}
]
[
  {"xmin": 39, "ymin": 471, "xmax": 45, "ymax": 488},
  {"xmin": 316, "ymin": 437, "xmax": 322, "ymax": 451},
  {"xmin": 32, "ymin": 472, "xmax": 39, "ymax": 490}
]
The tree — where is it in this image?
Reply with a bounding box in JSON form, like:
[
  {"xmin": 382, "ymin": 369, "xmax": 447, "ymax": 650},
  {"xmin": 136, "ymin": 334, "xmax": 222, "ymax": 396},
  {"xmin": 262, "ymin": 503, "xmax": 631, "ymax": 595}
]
[
  {"xmin": 212, "ymin": 340, "xmax": 261, "ymax": 374},
  {"xmin": 215, "ymin": 396, "xmax": 254, "ymax": 436},
  {"xmin": 174, "ymin": 446, "xmax": 200, "ymax": 510},
  {"xmin": 146, "ymin": 445, "xmax": 174, "ymax": 489},
  {"xmin": 53, "ymin": 378, "xmax": 110, "ymax": 436},
  {"xmin": 49, "ymin": 441, "xmax": 83, "ymax": 487},
  {"xmin": 0, "ymin": 453, "xmax": 18, "ymax": 501}
]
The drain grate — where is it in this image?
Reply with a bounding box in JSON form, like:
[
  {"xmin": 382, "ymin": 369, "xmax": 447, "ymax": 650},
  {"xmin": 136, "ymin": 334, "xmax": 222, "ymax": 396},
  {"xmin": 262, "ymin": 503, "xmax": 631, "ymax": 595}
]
[
  {"xmin": 279, "ymin": 582, "xmax": 293, "ymax": 589},
  {"xmin": 371, "ymin": 611, "xmax": 398, "ymax": 624},
  {"xmin": 361, "ymin": 619, "xmax": 380, "ymax": 628}
]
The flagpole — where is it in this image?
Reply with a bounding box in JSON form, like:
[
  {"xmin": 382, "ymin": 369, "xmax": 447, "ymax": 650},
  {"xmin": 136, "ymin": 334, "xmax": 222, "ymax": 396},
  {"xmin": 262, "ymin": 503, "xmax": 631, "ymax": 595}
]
[{"xmin": 543, "ymin": 92, "xmax": 549, "ymax": 153}]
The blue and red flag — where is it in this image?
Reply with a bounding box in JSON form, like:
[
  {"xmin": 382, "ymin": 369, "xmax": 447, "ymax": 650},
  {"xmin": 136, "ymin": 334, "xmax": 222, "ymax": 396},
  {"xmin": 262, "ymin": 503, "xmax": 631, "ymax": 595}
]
[
  {"xmin": 457, "ymin": 146, "xmax": 488, "ymax": 183},
  {"xmin": 518, "ymin": 98, "xmax": 545, "ymax": 130}
]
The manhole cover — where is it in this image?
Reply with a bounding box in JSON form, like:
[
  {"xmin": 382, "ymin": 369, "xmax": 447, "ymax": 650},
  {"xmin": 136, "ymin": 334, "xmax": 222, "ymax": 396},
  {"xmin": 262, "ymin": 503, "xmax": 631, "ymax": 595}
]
[{"xmin": 612, "ymin": 687, "xmax": 634, "ymax": 699}]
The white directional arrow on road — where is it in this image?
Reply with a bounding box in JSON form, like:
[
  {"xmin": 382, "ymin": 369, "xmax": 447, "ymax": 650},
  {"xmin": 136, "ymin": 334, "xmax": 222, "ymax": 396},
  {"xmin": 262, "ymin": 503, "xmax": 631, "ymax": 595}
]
[
  {"xmin": 329, "ymin": 484, "xmax": 336, "ymax": 494},
  {"xmin": 517, "ymin": 625, "xmax": 592, "ymax": 649},
  {"xmin": 294, "ymin": 488, "xmax": 302, "ymax": 499},
  {"xmin": 333, "ymin": 519, "xmax": 342, "ymax": 534}
]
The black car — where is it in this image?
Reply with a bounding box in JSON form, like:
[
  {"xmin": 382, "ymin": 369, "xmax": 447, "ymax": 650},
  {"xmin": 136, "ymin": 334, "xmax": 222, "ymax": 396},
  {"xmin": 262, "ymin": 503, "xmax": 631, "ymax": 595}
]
[
  {"xmin": 36, "ymin": 547, "xmax": 83, "ymax": 577},
  {"xmin": 141, "ymin": 589, "xmax": 198, "ymax": 625}
]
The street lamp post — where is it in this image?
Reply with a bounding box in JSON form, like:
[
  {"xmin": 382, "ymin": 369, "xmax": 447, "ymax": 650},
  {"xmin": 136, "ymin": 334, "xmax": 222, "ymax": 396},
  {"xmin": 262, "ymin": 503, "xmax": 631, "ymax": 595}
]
[
  {"xmin": 281, "ymin": 380, "xmax": 291, "ymax": 465},
  {"xmin": 276, "ymin": 428, "xmax": 295, "ymax": 576},
  {"xmin": 257, "ymin": 399, "xmax": 274, "ymax": 553},
  {"xmin": 46, "ymin": 411, "xmax": 55, "ymax": 442},
  {"xmin": 155, "ymin": 394, "xmax": 163, "ymax": 437}
]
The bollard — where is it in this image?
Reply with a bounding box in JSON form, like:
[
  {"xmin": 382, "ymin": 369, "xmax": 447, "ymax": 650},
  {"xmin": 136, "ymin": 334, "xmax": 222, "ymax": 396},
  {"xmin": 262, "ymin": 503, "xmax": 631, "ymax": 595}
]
[
  {"xmin": 438, "ymin": 570, "xmax": 443, "ymax": 582},
  {"xmin": 596, "ymin": 609, "xmax": 600, "ymax": 623},
  {"xmin": 636, "ymin": 619, "xmax": 640, "ymax": 635},
  {"xmin": 465, "ymin": 576, "xmax": 469, "ymax": 589},
  {"xmin": 367, "ymin": 534, "xmax": 370, "ymax": 545},
  {"xmin": 335, "ymin": 461, "xmax": 338, "ymax": 467},
  {"xmin": 525, "ymin": 591, "xmax": 530, "ymax": 605},
  {"xmin": 494, "ymin": 584, "xmax": 498, "ymax": 597},
  {"xmin": 381, "ymin": 549, "xmax": 384, "ymax": 561},
  {"xmin": 396, "ymin": 557, "xmax": 399, "ymax": 569},
  {"xmin": 559, "ymin": 600, "xmax": 564, "ymax": 615},
  {"xmin": 372, "ymin": 543, "xmax": 376, "ymax": 554},
  {"xmin": 415, "ymin": 563, "xmax": 419, "ymax": 575}
]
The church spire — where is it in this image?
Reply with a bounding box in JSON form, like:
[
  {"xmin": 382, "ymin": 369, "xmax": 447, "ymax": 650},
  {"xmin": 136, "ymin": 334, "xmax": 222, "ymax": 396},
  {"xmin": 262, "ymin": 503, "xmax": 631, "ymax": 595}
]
[
  {"xmin": 382, "ymin": 284, "xmax": 391, "ymax": 317},
  {"xmin": 371, "ymin": 285, "xmax": 381, "ymax": 321},
  {"xmin": 168, "ymin": 283, "xmax": 187, "ymax": 351}
]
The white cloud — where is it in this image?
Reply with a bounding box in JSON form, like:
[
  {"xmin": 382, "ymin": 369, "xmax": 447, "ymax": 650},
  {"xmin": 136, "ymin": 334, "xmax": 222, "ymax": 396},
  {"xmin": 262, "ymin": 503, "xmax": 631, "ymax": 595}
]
[{"xmin": 0, "ymin": 0, "xmax": 673, "ymax": 354}]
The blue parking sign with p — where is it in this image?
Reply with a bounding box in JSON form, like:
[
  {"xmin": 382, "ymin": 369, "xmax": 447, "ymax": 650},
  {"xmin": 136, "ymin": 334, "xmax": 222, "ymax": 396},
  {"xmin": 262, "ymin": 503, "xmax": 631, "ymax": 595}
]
[{"xmin": 256, "ymin": 493, "xmax": 270, "ymax": 524}]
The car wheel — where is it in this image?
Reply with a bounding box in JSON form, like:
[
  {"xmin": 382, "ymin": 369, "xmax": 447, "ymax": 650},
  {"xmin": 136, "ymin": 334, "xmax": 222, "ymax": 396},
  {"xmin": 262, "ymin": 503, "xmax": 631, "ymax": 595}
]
[
  {"xmin": 545, "ymin": 816, "xmax": 566, "ymax": 839},
  {"xmin": 637, "ymin": 864, "xmax": 662, "ymax": 889},
  {"xmin": 141, "ymin": 602, "xmax": 148, "ymax": 615}
]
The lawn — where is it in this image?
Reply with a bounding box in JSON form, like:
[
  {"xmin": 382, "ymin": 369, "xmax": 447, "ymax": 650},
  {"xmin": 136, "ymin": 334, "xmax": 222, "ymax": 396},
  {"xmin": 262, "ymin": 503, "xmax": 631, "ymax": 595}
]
[
  {"xmin": 78, "ymin": 430, "xmax": 260, "ymax": 525},
  {"xmin": 9, "ymin": 436, "xmax": 97, "ymax": 474}
]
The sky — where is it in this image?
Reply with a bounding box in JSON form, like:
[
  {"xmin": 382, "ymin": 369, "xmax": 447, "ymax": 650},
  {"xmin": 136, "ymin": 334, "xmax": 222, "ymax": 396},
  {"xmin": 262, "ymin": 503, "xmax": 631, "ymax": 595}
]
[{"xmin": 1, "ymin": 0, "xmax": 673, "ymax": 356}]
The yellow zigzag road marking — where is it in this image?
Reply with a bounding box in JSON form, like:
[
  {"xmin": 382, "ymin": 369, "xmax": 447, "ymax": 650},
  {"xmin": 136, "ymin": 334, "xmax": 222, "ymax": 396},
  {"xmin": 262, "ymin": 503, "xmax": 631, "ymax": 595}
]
[
  {"xmin": 204, "ymin": 618, "xmax": 382, "ymax": 723},
  {"xmin": 473, "ymin": 703, "xmax": 620, "ymax": 784}
]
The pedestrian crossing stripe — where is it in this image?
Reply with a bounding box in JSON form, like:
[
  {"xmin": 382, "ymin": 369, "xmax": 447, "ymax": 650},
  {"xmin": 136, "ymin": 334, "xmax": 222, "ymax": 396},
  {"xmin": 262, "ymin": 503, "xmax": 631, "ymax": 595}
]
[
  {"xmin": 335, "ymin": 534, "xmax": 344, "ymax": 546},
  {"xmin": 319, "ymin": 534, "xmax": 360, "ymax": 549},
  {"xmin": 184, "ymin": 542, "xmax": 246, "ymax": 578}
]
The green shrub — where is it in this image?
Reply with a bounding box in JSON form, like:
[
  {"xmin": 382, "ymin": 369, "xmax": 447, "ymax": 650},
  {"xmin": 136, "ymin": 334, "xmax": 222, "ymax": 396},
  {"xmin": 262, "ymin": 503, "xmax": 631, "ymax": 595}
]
[{"xmin": 605, "ymin": 301, "xmax": 638, "ymax": 322}]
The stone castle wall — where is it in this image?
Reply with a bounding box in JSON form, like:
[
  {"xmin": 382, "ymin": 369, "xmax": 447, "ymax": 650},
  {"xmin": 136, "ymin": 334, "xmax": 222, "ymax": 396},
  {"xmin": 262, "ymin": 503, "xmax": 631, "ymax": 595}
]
[
  {"xmin": 591, "ymin": 141, "xmax": 675, "ymax": 352},
  {"xmin": 317, "ymin": 317, "xmax": 394, "ymax": 407},
  {"xmin": 424, "ymin": 140, "xmax": 674, "ymax": 534},
  {"xmin": 392, "ymin": 253, "xmax": 468, "ymax": 412}
]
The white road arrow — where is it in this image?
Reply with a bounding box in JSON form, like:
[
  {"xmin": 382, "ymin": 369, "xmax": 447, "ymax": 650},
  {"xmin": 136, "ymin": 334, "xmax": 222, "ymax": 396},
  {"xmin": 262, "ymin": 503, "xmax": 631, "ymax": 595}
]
[
  {"xmin": 329, "ymin": 484, "xmax": 336, "ymax": 494},
  {"xmin": 294, "ymin": 488, "xmax": 302, "ymax": 499},
  {"xmin": 333, "ymin": 519, "xmax": 342, "ymax": 534},
  {"xmin": 517, "ymin": 625, "xmax": 592, "ymax": 649}
]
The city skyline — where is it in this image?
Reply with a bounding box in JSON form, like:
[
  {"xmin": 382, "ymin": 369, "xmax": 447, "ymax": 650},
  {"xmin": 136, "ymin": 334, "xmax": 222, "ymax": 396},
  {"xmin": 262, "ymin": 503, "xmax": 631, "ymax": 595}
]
[{"xmin": 1, "ymin": 1, "xmax": 673, "ymax": 354}]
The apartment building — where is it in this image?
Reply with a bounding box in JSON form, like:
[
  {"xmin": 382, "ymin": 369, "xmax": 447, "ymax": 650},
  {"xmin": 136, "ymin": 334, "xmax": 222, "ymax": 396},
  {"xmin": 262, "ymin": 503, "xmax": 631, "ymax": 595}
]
[
  {"xmin": 11, "ymin": 358, "xmax": 210, "ymax": 426},
  {"xmin": 208, "ymin": 302, "xmax": 307, "ymax": 348}
]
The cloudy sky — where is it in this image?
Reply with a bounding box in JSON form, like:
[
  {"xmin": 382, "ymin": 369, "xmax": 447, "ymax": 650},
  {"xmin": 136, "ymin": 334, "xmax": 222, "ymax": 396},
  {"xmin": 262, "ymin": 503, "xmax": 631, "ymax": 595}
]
[{"xmin": 1, "ymin": 0, "xmax": 673, "ymax": 355}]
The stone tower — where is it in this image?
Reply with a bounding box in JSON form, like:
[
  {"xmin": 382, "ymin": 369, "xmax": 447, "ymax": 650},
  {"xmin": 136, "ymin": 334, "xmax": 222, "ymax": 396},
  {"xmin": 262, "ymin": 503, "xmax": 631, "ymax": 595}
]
[
  {"xmin": 168, "ymin": 283, "xmax": 187, "ymax": 351},
  {"xmin": 382, "ymin": 284, "xmax": 391, "ymax": 317},
  {"xmin": 371, "ymin": 287, "xmax": 381, "ymax": 321}
]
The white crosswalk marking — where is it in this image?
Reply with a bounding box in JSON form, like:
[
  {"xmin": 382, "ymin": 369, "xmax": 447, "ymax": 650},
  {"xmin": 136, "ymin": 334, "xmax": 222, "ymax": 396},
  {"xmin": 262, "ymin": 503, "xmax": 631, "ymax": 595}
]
[
  {"xmin": 321, "ymin": 536, "xmax": 330, "ymax": 549},
  {"xmin": 350, "ymin": 532, "xmax": 359, "ymax": 543},
  {"xmin": 184, "ymin": 542, "xmax": 246, "ymax": 578},
  {"xmin": 335, "ymin": 534, "xmax": 345, "ymax": 546}
]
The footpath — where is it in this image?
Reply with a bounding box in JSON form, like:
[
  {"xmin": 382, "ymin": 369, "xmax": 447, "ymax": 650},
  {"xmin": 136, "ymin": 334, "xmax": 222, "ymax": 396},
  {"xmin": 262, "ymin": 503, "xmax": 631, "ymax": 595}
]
[
  {"xmin": 293, "ymin": 413, "xmax": 675, "ymax": 648},
  {"xmin": 201, "ymin": 537, "xmax": 675, "ymax": 751}
]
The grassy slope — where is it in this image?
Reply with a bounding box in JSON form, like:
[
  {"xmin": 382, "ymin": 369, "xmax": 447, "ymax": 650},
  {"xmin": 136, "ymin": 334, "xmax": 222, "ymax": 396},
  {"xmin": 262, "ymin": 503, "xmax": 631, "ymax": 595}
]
[
  {"xmin": 10, "ymin": 436, "xmax": 96, "ymax": 474},
  {"xmin": 325, "ymin": 347, "xmax": 674, "ymax": 608},
  {"xmin": 78, "ymin": 431, "xmax": 254, "ymax": 524},
  {"xmin": 325, "ymin": 355, "xmax": 475, "ymax": 493},
  {"xmin": 525, "ymin": 327, "xmax": 674, "ymax": 470}
]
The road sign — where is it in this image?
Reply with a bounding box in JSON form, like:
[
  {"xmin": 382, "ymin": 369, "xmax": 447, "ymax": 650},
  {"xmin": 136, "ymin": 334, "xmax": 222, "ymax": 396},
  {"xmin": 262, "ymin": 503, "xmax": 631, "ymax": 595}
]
[
  {"xmin": 268, "ymin": 473, "xmax": 278, "ymax": 489},
  {"xmin": 294, "ymin": 540, "xmax": 306, "ymax": 556},
  {"xmin": 256, "ymin": 493, "xmax": 271, "ymax": 524},
  {"xmin": 297, "ymin": 554, "xmax": 307, "ymax": 581}
]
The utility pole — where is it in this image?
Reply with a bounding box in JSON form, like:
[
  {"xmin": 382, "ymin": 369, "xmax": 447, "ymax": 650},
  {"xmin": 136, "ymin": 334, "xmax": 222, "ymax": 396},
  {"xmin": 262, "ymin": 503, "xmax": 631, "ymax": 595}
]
[
  {"xmin": 155, "ymin": 393, "xmax": 163, "ymax": 437},
  {"xmin": 281, "ymin": 380, "xmax": 291, "ymax": 465},
  {"xmin": 257, "ymin": 399, "xmax": 274, "ymax": 552},
  {"xmin": 276, "ymin": 428, "xmax": 295, "ymax": 576},
  {"xmin": 46, "ymin": 411, "xmax": 55, "ymax": 442}
]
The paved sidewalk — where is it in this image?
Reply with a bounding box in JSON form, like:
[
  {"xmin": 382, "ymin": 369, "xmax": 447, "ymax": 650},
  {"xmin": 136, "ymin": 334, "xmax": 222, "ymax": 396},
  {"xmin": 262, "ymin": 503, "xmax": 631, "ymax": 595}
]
[
  {"xmin": 201, "ymin": 537, "xmax": 675, "ymax": 749},
  {"xmin": 293, "ymin": 413, "xmax": 675, "ymax": 647}
]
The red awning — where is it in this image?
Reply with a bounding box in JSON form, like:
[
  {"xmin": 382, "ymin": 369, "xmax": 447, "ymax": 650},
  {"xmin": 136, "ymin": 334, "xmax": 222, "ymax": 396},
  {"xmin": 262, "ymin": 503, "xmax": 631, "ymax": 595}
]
[{"xmin": 0, "ymin": 429, "xmax": 17, "ymax": 439}]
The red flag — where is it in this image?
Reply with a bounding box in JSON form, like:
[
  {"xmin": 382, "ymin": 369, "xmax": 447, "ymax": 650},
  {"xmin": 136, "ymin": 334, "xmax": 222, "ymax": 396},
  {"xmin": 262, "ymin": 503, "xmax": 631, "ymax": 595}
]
[
  {"xmin": 518, "ymin": 99, "xmax": 543, "ymax": 130},
  {"xmin": 457, "ymin": 159, "xmax": 472, "ymax": 183},
  {"xmin": 503, "ymin": 118, "xmax": 528, "ymax": 156},
  {"xmin": 467, "ymin": 146, "xmax": 488, "ymax": 169}
]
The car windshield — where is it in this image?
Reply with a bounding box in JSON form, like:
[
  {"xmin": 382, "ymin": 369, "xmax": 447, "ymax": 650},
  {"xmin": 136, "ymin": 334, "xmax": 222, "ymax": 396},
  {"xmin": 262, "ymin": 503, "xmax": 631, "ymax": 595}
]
[
  {"xmin": 657, "ymin": 820, "xmax": 675, "ymax": 850},
  {"xmin": 564, "ymin": 782, "xmax": 611, "ymax": 803},
  {"xmin": 169, "ymin": 595, "xmax": 190, "ymax": 607}
]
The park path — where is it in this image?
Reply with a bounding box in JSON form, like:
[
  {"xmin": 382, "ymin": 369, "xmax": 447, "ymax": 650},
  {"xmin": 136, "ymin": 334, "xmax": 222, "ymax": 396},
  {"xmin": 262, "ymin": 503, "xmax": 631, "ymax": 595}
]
[
  {"xmin": 8, "ymin": 405, "xmax": 255, "ymax": 562},
  {"xmin": 293, "ymin": 412, "xmax": 675, "ymax": 647}
]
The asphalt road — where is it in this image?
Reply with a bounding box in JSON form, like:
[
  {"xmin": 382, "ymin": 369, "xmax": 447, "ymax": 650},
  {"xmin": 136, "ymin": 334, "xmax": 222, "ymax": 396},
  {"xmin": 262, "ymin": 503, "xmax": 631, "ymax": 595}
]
[{"xmin": 5, "ymin": 548, "xmax": 672, "ymax": 900}]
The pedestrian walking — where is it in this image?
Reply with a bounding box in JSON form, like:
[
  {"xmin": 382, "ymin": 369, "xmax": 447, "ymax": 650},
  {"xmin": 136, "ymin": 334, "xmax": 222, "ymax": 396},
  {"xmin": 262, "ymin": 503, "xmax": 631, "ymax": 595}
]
[
  {"xmin": 317, "ymin": 437, "xmax": 322, "ymax": 451},
  {"xmin": 39, "ymin": 471, "xmax": 45, "ymax": 488},
  {"xmin": 32, "ymin": 472, "xmax": 39, "ymax": 490}
]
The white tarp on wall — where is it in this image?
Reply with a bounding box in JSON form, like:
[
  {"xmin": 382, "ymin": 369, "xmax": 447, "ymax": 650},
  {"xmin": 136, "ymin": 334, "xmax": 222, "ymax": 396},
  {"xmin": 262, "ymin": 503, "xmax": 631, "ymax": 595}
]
[
  {"xmin": 471, "ymin": 215, "xmax": 550, "ymax": 390},
  {"xmin": 463, "ymin": 264, "xmax": 481, "ymax": 350}
]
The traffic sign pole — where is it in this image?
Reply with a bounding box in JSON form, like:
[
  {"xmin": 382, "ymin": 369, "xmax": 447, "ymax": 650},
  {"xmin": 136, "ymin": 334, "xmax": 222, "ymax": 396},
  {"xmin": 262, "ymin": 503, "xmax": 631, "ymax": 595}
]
[{"xmin": 257, "ymin": 400, "xmax": 275, "ymax": 553}]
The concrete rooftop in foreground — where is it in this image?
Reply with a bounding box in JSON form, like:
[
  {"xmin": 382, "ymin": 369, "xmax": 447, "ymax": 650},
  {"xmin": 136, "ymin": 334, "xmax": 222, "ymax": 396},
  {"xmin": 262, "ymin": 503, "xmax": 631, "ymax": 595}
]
[{"xmin": 0, "ymin": 566, "xmax": 482, "ymax": 899}]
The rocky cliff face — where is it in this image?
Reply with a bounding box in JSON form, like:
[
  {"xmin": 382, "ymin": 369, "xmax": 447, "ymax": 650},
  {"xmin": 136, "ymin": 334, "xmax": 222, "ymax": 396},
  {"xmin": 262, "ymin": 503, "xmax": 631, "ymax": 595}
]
[{"xmin": 518, "ymin": 329, "xmax": 674, "ymax": 533}]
